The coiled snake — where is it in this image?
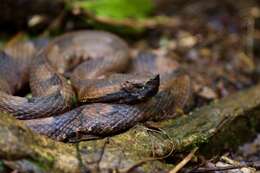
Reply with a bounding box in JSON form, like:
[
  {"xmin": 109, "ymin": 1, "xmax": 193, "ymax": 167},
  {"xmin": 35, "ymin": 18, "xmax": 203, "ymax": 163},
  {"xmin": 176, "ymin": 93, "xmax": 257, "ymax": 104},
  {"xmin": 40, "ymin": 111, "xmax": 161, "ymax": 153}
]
[{"xmin": 0, "ymin": 31, "xmax": 192, "ymax": 142}]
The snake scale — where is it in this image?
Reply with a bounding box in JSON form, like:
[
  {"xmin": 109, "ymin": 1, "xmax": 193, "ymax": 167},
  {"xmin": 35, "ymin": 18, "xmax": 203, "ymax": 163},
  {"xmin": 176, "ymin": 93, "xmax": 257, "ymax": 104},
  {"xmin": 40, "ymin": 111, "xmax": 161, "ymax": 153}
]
[{"xmin": 0, "ymin": 31, "xmax": 192, "ymax": 142}]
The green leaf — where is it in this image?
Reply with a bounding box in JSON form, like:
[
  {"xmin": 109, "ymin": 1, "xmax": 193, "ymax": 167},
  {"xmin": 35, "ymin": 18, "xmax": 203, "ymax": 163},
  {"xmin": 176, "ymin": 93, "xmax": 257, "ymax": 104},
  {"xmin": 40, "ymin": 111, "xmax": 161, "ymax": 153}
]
[{"xmin": 75, "ymin": 0, "xmax": 154, "ymax": 19}]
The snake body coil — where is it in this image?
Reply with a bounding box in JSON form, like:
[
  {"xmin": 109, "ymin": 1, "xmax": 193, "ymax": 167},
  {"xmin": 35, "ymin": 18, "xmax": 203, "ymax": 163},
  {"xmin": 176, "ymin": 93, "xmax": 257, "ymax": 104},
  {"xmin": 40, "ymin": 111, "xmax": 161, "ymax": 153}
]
[{"xmin": 0, "ymin": 31, "xmax": 192, "ymax": 142}]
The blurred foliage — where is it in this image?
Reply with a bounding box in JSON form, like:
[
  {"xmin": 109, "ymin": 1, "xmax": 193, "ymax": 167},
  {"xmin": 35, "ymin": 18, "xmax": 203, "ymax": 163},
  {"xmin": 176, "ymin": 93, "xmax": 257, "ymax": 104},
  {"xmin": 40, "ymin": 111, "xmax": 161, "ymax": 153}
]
[
  {"xmin": 67, "ymin": 0, "xmax": 155, "ymax": 35},
  {"xmin": 74, "ymin": 0, "xmax": 154, "ymax": 19},
  {"xmin": 86, "ymin": 21, "xmax": 145, "ymax": 37},
  {"xmin": 0, "ymin": 161, "xmax": 5, "ymax": 172},
  {"xmin": 0, "ymin": 37, "xmax": 9, "ymax": 49}
]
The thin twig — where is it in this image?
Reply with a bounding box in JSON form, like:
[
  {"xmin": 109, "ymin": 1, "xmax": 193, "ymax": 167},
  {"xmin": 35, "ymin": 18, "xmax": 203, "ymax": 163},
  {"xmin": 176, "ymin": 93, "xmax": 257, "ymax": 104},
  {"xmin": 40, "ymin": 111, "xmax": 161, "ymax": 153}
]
[
  {"xmin": 221, "ymin": 156, "xmax": 240, "ymax": 166},
  {"xmin": 191, "ymin": 165, "xmax": 245, "ymax": 172},
  {"xmin": 246, "ymin": 12, "xmax": 255, "ymax": 59},
  {"xmin": 125, "ymin": 157, "xmax": 163, "ymax": 173},
  {"xmin": 75, "ymin": 143, "xmax": 90, "ymax": 173},
  {"xmin": 5, "ymin": 32, "xmax": 26, "ymax": 48},
  {"xmin": 41, "ymin": 10, "xmax": 66, "ymax": 37},
  {"xmin": 124, "ymin": 141, "xmax": 176, "ymax": 173},
  {"xmin": 96, "ymin": 138, "xmax": 110, "ymax": 168},
  {"xmin": 191, "ymin": 161, "xmax": 260, "ymax": 172},
  {"xmin": 169, "ymin": 147, "xmax": 199, "ymax": 173}
]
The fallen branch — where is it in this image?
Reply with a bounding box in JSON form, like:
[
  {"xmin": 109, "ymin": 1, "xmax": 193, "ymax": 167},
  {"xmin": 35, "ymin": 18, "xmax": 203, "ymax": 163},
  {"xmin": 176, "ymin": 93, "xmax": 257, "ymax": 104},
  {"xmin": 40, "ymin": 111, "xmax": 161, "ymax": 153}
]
[{"xmin": 0, "ymin": 84, "xmax": 260, "ymax": 172}]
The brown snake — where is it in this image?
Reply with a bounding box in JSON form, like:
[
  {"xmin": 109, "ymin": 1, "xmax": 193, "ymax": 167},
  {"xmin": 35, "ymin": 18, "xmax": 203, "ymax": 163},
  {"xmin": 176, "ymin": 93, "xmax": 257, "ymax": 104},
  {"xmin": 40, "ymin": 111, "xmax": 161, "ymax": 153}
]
[{"xmin": 0, "ymin": 30, "xmax": 192, "ymax": 142}]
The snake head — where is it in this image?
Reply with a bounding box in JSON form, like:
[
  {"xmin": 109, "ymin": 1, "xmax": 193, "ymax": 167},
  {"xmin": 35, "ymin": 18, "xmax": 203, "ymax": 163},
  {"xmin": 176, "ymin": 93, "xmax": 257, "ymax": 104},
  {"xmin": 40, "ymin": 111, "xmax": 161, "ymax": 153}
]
[
  {"xmin": 60, "ymin": 127, "xmax": 101, "ymax": 142},
  {"xmin": 119, "ymin": 74, "xmax": 160, "ymax": 104},
  {"xmin": 78, "ymin": 74, "xmax": 160, "ymax": 104}
]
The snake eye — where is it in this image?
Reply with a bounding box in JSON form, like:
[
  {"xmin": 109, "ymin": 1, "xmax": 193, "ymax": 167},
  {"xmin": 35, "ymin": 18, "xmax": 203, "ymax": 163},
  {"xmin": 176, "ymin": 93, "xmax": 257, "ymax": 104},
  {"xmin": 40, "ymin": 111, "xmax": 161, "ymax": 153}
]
[
  {"xmin": 67, "ymin": 131, "xmax": 77, "ymax": 139},
  {"xmin": 132, "ymin": 83, "xmax": 144, "ymax": 89}
]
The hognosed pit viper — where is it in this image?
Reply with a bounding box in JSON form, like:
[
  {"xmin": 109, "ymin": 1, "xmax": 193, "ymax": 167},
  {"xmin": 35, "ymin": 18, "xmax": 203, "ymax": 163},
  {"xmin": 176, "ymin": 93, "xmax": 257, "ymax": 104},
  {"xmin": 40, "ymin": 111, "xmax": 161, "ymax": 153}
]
[{"xmin": 0, "ymin": 30, "xmax": 192, "ymax": 142}]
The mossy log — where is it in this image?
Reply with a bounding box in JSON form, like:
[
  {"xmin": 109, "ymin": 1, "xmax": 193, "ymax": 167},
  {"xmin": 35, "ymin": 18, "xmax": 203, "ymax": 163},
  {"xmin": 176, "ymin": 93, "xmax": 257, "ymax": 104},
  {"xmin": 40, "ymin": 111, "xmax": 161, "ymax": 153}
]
[{"xmin": 1, "ymin": 84, "xmax": 260, "ymax": 172}]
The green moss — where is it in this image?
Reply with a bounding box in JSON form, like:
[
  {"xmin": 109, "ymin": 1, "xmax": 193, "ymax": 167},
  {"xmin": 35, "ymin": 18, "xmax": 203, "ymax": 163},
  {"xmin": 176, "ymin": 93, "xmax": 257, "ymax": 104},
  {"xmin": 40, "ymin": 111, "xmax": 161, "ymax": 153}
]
[{"xmin": 27, "ymin": 159, "xmax": 52, "ymax": 172}]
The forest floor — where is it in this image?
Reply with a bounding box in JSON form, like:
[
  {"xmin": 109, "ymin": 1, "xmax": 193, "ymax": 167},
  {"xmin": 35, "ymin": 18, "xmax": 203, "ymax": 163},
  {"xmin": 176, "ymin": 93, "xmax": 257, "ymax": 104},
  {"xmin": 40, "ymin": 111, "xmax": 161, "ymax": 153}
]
[{"xmin": 0, "ymin": 0, "xmax": 260, "ymax": 172}]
